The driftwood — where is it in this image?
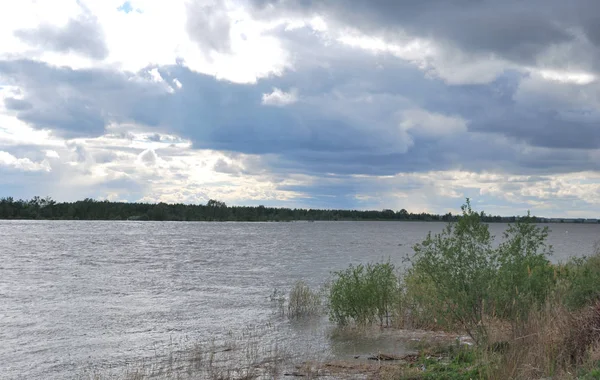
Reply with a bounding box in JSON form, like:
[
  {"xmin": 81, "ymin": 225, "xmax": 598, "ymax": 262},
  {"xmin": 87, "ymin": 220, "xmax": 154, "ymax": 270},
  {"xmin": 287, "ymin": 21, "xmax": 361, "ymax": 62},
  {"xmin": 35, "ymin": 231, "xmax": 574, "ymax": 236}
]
[
  {"xmin": 368, "ymin": 353, "xmax": 401, "ymax": 361},
  {"xmin": 367, "ymin": 353, "xmax": 418, "ymax": 362},
  {"xmin": 211, "ymin": 348, "xmax": 233, "ymax": 354}
]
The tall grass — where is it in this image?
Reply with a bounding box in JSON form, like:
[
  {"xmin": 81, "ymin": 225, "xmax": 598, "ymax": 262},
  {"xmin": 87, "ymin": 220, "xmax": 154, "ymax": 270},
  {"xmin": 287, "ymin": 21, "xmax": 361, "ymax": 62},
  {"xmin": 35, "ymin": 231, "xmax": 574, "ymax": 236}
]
[
  {"xmin": 487, "ymin": 299, "xmax": 600, "ymax": 379},
  {"xmin": 558, "ymin": 243, "xmax": 600, "ymax": 310},
  {"xmin": 270, "ymin": 281, "xmax": 323, "ymax": 319},
  {"xmin": 287, "ymin": 281, "xmax": 322, "ymax": 319}
]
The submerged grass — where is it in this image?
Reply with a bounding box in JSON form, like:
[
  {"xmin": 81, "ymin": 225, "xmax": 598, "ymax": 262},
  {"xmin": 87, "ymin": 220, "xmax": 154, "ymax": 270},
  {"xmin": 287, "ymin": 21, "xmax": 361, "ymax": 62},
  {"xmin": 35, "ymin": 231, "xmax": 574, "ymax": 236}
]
[
  {"xmin": 78, "ymin": 326, "xmax": 291, "ymax": 380},
  {"xmin": 287, "ymin": 281, "xmax": 322, "ymax": 319}
]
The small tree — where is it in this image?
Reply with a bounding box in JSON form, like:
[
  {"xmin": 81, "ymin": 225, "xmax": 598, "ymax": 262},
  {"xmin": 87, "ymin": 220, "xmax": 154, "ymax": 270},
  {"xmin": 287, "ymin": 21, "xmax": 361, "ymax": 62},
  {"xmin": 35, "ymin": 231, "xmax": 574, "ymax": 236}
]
[
  {"xmin": 493, "ymin": 213, "xmax": 554, "ymax": 329},
  {"xmin": 410, "ymin": 199, "xmax": 497, "ymax": 345}
]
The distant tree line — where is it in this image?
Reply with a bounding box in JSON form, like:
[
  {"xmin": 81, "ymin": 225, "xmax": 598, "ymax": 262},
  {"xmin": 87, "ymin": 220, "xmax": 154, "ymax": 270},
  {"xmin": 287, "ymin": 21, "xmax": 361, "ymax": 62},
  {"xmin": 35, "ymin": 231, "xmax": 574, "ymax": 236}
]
[{"xmin": 0, "ymin": 196, "xmax": 534, "ymax": 222}]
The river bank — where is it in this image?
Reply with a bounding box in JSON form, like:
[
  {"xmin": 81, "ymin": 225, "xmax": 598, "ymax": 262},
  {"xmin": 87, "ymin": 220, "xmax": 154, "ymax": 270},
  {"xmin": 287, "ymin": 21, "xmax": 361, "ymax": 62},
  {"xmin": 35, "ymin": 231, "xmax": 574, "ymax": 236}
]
[{"xmin": 80, "ymin": 306, "xmax": 600, "ymax": 380}]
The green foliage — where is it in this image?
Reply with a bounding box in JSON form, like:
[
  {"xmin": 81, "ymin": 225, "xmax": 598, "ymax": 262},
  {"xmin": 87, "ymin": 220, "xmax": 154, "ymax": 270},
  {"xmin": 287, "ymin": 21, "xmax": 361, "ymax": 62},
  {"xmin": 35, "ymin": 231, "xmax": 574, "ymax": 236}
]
[
  {"xmin": 410, "ymin": 200, "xmax": 498, "ymax": 344},
  {"xmin": 329, "ymin": 262, "xmax": 399, "ymax": 326},
  {"xmin": 493, "ymin": 213, "xmax": 555, "ymax": 324},
  {"xmin": 398, "ymin": 269, "xmax": 457, "ymax": 330},
  {"xmin": 407, "ymin": 346, "xmax": 484, "ymax": 380},
  {"xmin": 287, "ymin": 281, "xmax": 322, "ymax": 319},
  {"xmin": 579, "ymin": 366, "xmax": 600, "ymax": 380},
  {"xmin": 560, "ymin": 248, "xmax": 600, "ymax": 310},
  {"xmin": 409, "ymin": 199, "xmax": 555, "ymax": 345}
]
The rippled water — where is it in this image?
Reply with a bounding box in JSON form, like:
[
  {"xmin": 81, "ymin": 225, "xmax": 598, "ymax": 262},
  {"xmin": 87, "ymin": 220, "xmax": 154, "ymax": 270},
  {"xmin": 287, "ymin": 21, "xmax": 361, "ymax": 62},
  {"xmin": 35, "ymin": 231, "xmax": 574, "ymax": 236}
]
[{"xmin": 1, "ymin": 220, "xmax": 599, "ymax": 379}]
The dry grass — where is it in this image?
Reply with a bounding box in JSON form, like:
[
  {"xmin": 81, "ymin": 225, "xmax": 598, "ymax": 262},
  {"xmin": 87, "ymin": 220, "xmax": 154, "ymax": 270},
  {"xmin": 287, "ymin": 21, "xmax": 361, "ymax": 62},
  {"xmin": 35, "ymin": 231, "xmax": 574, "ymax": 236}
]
[
  {"xmin": 488, "ymin": 302, "xmax": 570, "ymax": 379},
  {"xmin": 488, "ymin": 300, "xmax": 600, "ymax": 380},
  {"xmin": 563, "ymin": 300, "xmax": 600, "ymax": 366}
]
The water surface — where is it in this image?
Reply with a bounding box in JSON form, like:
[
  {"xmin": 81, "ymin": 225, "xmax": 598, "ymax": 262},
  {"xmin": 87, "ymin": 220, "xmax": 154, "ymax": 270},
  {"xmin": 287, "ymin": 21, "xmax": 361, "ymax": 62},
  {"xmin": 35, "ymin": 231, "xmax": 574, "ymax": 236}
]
[{"xmin": 1, "ymin": 221, "xmax": 598, "ymax": 379}]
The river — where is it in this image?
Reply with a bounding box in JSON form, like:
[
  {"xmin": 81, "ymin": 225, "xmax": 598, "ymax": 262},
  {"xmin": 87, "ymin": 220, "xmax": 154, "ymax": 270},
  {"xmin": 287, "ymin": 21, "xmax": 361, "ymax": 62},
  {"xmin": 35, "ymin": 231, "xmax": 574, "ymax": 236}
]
[{"xmin": 1, "ymin": 220, "xmax": 598, "ymax": 379}]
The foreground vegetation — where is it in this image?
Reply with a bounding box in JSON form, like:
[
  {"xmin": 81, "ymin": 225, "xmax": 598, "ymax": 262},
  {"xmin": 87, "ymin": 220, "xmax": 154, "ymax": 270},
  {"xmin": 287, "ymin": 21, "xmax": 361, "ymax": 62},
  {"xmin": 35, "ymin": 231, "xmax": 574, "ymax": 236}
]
[
  {"xmin": 325, "ymin": 199, "xmax": 600, "ymax": 379},
  {"xmin": 2, "ymin": 196, "xmax": 529, "ymax": 222},
  {"xmin": 72, "ymin": 199, "xmax": 600, "ymax": 379}
]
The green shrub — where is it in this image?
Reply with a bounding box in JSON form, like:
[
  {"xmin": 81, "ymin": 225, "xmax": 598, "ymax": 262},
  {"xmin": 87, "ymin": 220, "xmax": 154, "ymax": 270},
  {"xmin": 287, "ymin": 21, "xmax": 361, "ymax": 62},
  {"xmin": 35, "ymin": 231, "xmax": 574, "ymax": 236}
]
[
  {"xmin": 329, "ymin": 262, "xmax": 399, "ymax": 326},
  {"xmin": 409, "ymin": 200, "xmax": 555, "ymax": 345},
  {"xmin": 287, "ymin": 281, "xmax": 322, "ymax": 319},
  {"xmin": 410, "ymin": 200, "xmax": 498, "ymax": 345},
  {"xmin": 492, "ymin": 214, "xmax": 555, "ymax": 326},
  {"xmin": 579, "ymin": 367, "xmax": 600, "ymax": 380},
  {"xmin": 398, "ymin": 269, "xmax": 458, "ymax": 331},
  {"xmin": 561, "ymin": 248, "xmax": 600, "ymax": 310}
]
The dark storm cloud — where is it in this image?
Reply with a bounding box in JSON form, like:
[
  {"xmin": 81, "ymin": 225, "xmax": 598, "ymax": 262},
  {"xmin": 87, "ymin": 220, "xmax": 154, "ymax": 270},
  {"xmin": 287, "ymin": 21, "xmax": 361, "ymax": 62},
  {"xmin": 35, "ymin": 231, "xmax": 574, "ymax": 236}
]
[
  {"xmin": 0, "ymin": 60, "xmax": 166, "ymax": 137},
  {"xmin": 472, "ymin": 110, "xmax": 600, "ymax": 150},
  {"xmin": 246, "ymin": 0, "xmax": 600, "ymax": 68},
  {"xmin": 14, "ymin": 11, "xmax": 108, "ymax": 60},
  {"xmin": 4, "ymin": 97, "xmax": 32, "ymax": 111}
]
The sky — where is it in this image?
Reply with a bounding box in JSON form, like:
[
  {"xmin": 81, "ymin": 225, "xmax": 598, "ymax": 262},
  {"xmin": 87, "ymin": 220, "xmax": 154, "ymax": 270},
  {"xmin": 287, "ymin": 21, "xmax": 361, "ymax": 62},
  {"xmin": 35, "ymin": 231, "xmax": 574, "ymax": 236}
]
[{"xmin": 1, "ymin": 0, "xmax": 600, "ymax": 217}]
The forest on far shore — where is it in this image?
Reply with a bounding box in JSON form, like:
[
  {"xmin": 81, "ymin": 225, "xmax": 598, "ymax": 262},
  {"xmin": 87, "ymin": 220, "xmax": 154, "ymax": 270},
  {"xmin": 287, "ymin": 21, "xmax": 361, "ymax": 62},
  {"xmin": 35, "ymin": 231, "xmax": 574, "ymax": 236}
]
[{"xmin": 0, "ymin": 196, "xmax": 588, "ymax": 223}]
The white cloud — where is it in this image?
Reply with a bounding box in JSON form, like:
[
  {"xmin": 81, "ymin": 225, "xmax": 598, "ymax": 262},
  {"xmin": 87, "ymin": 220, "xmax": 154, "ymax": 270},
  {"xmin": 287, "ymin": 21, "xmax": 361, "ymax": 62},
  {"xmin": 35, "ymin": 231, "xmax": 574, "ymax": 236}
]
[
  {"xmin": 538, "ymin": 69, "xmax": 596, "ymax": 85},
  {"xmin": 0, "ymin": 151, "xmax": 51, "ymax": 172},
  {"xmin": 0, "ymin": 125, "xmax": 305, "ymax": 204},
  {"xmin": 262, "ymin": 88, "xmax": 298, "ymax": 106},
  {"xmin": 95, "ymin": 0, "xmax": 292, "ymax": 82},
  {"xmin": 400, "ymin": 108, "xmax": 468, "ymax": 137},
  {"xmin": 343, "ymin": 169, "xmax": 600, "ymax": 217},
  {"xmin": 138, "ymin": 149, "xmax": 158, "ymax": 166},
  {"xmin": 0, "ymin": 0, "xmax": 292, "ymax": 83},
  {"xmin": 148, "ymin": 68, "xmax": 164, "ymax": 83},
  {"xmin": 45, "ymin": 150, "xmax": 60, "ymax": 158}
]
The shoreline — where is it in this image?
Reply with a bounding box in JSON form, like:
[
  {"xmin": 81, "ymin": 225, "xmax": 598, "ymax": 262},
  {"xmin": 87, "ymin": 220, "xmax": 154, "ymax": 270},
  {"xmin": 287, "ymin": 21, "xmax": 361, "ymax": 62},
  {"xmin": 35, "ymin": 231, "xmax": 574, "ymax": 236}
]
[{"xmin": 1, "ymin": 217, "xmax": 597, "ymax": 224}]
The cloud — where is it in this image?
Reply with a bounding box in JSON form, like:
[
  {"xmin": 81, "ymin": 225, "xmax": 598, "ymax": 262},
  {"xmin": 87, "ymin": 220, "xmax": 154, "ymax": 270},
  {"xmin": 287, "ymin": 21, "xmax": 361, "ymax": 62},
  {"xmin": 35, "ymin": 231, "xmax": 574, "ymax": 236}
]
[
  {"xmin": 0, "ymin": 151, "xmax": 50, "ymax": 172},
  {"xmin": 261, "ymin": 87, "xmax": 298, "ymax": 106},
  {"xmin": 213, "ymin": 158, "xmax": 244, "ymax": 175},
  {"xmin": 249, "ymin": 0, "xmax": 574, "ymax": 61},
  {"xmin": 400, "ymin": 108, "xmax": 468, "ymax": 138},
  {"xmin": 247, "ymin": 0, "xmax": 600, "ymax": 85},
  {"xmin": 45, "ymin": 150, "xmax": 60, "ymax": 159},
  {"xmin": 0, "ymin": 60, "xmax": 169, "ymax": 138},
  {"xmin": 14, "ymin": 10, "xmax": 108, "ymax": 60},
  {"xmin": 4, "ymin": 97, "xmax": 32, "ymax": 111},
  {"xmin": 138, "ymin": 149, "xmax": 158, "ymax": 166},
  {"xmin": 2, "ymin": 1, "xmax": 600, "ymax": 217},
  {"xmin": 186, "ymin": 0, "xmax": 233, "ymax": 54},
  {"xmin": 0, "ymin": 55, "xmax": 597, "ymax": 180}
]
